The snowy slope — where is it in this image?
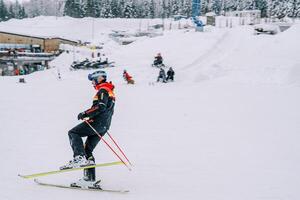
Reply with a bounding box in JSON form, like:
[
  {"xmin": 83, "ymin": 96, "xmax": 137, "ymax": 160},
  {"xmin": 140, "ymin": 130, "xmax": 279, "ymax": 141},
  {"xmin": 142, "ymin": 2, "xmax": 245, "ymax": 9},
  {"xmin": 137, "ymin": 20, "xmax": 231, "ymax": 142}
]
[{"xmin": 0, "ymin": 17, "xmax": 300, "ymax": 200}]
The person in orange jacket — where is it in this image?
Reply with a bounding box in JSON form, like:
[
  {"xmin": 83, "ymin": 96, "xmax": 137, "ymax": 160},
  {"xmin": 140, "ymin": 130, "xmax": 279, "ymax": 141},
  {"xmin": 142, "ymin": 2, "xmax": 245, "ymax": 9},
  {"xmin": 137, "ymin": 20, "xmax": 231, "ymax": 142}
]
[{"xmin": 60, "ymin": 70, "xmax": 116, "ymax": 188}]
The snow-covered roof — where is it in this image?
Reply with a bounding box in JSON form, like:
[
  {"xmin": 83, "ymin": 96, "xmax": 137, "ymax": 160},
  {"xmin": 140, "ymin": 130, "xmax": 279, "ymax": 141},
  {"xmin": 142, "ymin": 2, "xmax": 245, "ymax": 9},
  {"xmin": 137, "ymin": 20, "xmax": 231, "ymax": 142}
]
[
  {"xmin": 206, "ymin": 12, "xmax": 217, "ymax": 17},
  {"xmin": 0, "ymin": 31, "xmax": 78, "ymax": 44}
]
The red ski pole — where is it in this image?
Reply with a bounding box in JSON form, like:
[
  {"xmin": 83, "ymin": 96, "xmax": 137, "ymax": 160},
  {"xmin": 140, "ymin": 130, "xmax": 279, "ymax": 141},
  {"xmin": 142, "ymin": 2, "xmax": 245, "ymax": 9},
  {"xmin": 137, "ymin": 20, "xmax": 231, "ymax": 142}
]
[
  {"xmin": 84, "ymin": 120, "xmax": 132, "ymax": 171},
  {"xmin": 107, "ymin": 131, "xmax": 133, "ymax": 166}
]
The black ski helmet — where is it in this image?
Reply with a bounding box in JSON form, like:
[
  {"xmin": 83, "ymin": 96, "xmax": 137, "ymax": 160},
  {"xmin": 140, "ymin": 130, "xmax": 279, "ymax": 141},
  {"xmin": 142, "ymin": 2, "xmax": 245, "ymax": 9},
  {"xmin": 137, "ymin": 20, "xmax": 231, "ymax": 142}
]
[{"xmin": 88, "ymin": 70, "xmax": 107, "ymax": 84}]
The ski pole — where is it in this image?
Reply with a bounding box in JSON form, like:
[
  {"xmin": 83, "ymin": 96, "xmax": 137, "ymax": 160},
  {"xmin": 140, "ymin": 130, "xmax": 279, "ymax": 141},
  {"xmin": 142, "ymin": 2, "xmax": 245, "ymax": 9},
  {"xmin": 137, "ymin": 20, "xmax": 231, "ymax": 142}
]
[
  {"xmin": 84, "ymin": 120, "xmax": 132, "ymax": 171},
  {"xmin": 107, "ymin": 131, "xmax": 133, "ymax": 166}
]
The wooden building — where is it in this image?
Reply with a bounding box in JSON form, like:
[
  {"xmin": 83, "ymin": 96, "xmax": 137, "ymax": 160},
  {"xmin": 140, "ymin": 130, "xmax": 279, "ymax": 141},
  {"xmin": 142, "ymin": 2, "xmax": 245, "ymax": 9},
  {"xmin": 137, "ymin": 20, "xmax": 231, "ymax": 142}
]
[{"xmin": 0, "ymin": 31, "xmax": 78, "ymax": 52}]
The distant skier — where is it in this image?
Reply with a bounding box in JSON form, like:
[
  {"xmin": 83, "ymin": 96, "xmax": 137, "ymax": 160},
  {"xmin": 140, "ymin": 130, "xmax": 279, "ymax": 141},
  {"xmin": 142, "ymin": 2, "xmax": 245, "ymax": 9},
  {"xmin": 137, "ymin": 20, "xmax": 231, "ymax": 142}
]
[
  {"xmin": 153, "ymin": 53, "xmax": 164, "ymax": 67},
  {"xmin": 157, "ymin": 68, "xmax": 167, "ymax": 83},
  {"xmin": 123, "ymin": 70, "xmax": 134, "ymax": 84},
  {"xmin": 60, "ymin": 70, "xmax": 115, "ymax": 187},
  {"xmin": 166, "ymin": 67, "xmax": 175, "ymax": 82}
]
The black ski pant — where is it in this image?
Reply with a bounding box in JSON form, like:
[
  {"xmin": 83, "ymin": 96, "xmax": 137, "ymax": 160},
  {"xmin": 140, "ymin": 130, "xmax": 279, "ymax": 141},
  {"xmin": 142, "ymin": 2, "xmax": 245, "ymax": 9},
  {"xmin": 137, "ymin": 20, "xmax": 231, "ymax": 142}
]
[{"xmin": 68, "ymin": 120, "xmax": 107, "ymax": 159}]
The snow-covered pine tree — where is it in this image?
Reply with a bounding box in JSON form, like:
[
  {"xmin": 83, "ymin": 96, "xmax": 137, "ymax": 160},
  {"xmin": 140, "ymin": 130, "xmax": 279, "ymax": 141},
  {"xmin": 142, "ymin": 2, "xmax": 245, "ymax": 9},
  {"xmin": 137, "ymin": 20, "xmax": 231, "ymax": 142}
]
[
  {"xmin": 110, "ymin": 0, "xmax": 120, "ymax": 18},
  {"xmin": 268, "ymin": 0, "xmax": 289, "ymax": 19},
  {"xmin": 18, "ymin": 5, "xmax": 26, "ymax": 18},
  {"xmin": 255, "ymin": 0, "xmax": 268, "ymax": 17},
  {"xmin": 212, "ymin": 0, "xmax": 222, "ymax": 14},
  {"xmin": 234, "ymin": 0, "xmax": 244, "ymax": 10},
  {"xmin": 94, "ymin": 0, "xmax": 101, "ymax": 17},
  {"xmin": 223, "ymin": 0, "xmax": 236, "ymax": 12},
  {"xmin": 244, "ymin": 0, "xmax": 255, "ymax": 10},
  {"xmin": 171, "ymin": 0, "xmax": 180, "ymax": 15},
  {"xmin": 84, "ymin": 0, "xmax": 96, "ymax": 17},
  {"xmin": 287, "ymin": 0, "xmax": 300, "ymax": 18},
  {"xmin": 182, "ymin": 0, "xmax": 192, "ymax": 17},
  {"xmin": 293, "ymin": 0, "xmax": 300, "ymax": 17},
  {"xmin": 64, "ymin": 0, "xmax": 84, "ymax": 18},
  {"xmin": 119, "ymin": 0, "xmax": 126, "ymax": 17},
  {"xmin": 8, "ymin": 4, "xmax": 15, "ymax": 18},
  {"xmin": 123, "ymin": 0, "xmax": 137, "ymax": 18},
  {"xmin": 149, "ymin": 0, "xmax": 155, "ymax": 18},
  {"xmin": 64, "ymin": 0, "xmax": 76, "ymax": 17},
  {"xmin": 160, "ymin": 0, "xmax": 168, "ymax": 18},
  {"xmin": 23, "ymin": 0, "xmax": 38, "ymax": 17},
  {"xmin": 13, "ymin": 0, "xmax": 21, "ymax": 19},
  {"xmin": 0, "ymin": 0, "xmax": 8, "ymax": 21},
  {"xmin": 142, "ymin": 1, "xmax": 150, "ymax": 18},
  {"xmin": 101, "ymin": 0, "xmax": 113, "ymax": 18},
  {"xmin": 201, "ymin": 0, "xmax": 208, "ymax": 15},
  {"xmin": 167, "ymin": 0, "xmax": 173, "ymax": 17}
]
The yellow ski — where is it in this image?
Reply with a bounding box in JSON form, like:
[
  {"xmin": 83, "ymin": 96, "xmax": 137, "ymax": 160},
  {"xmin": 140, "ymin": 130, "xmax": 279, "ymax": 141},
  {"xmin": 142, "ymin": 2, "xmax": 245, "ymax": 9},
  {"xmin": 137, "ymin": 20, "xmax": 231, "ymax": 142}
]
[{"xmin": 18, "ymin": 161, "xmax": 123, "ymax": 179}]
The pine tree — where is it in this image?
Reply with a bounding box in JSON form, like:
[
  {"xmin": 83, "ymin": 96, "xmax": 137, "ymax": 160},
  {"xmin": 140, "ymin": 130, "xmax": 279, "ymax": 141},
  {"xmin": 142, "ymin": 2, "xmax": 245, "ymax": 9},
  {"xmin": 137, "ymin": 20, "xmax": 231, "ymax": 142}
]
[
  {"xmin": 0, "ymin": 0, "xmax": 8, "ymax": 21},
  {"xmin": 64, "ymin": 0, "xmax": 75, "ymax": 17},
  {"xmin": 268, "ymin": 0, "xmax": 289, "ymax": 19},
  {"xmin": 119, "ymin": 0, "xmax": 126, "ymax": 17},
  {"xmin": 110, "ymin": 0, "xmax": 120, "ymax": 17},
  {"xmin": 255, "ymin": 0, "xmax": 268, "ymax": 17},
  {"xmin": 182, "ymin": 0, "xmax": 192, "ymax": 17},
  {"xmin": 18, "ymin": 5, "xmax": 26, "ymax": 18},
  {"xmin": 123, "ymin": 0, "xmax": 137, "ymax": 18},
  {"xmin": 101, "ymin": 0, "xmax": 113, "ymax": 18},
  {"xmin": 8, "ymin": 4, "xmax": 15, "ymax": 19},
  {"xmin": 64, "ymin": 0, "xmax": 84, "ymax": 18},
  {"xmin": 222, "ymin": 0, "xmax": 236, "ymax": 13},
  {"xmin": 172, "ymin": 0, "xmax": 180, "ymax": 15},
  {"xmin": 149, "ymin": 0, "xmax": 155, "ymax": 18},
  {"xmin": 14, "ymin": 0, "xmax": 21, "ymax": 19},
  {"xmin": 295, "ymin": 0, "xmax": 300, "ymax": 17},
  {"xmin": 212, "ymin": 0, "xmax": 222, "ymax": 14},
  {"xmin": 167, "ymin": 0, "xmax": 172, "ymax": 17},
  {"xmin": 94, "ymin": 0, "xmax": 101, "ymax": 17},
  {"xmin": 287, "ymin": 0, "xmax": 300, "ymax": 18},
  {"xmin": 84, "ymin": 0, "xmax": 95, "ymax": 17},
  {"xmin": 201, "ymin": 0, "xmax": 208, "ymax": 15},
  {"xmin": 142, "ymin": 1, "xmax": 150, "ymax": 18},
  {"xmin": 160, "ymin": 0, "xmax": 168, "ymax": 18}
]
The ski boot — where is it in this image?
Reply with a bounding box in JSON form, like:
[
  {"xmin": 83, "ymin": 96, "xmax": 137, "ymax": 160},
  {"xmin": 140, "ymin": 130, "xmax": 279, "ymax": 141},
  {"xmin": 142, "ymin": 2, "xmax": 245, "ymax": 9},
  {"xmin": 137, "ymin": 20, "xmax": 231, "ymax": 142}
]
[
  {"xmin": 70, "ymin": 179, "xmax": 101, "ymax": 189},
  {"xmin": 71, "ymin": 156, "xmax": 101, "ymax": 189},
  {"xmin": 83, "ymin": 156, "xmax": 96, "ymax": 181},
  {"xmin": 60, "ymin": 155, "xmax": 95, "ymax": 170}
]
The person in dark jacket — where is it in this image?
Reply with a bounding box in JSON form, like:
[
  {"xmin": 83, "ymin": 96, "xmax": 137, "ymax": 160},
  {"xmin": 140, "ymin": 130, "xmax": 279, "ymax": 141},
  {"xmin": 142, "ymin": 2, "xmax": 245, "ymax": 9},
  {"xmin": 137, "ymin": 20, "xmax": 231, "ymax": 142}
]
[
  {"xmin": 166, "ymin": 67, "xmax": 175, "ymax": 81},
  {"xmin": 60, "ymin": 70, "xmax": 115, "ymax": 187},
  {"xmin": 157, "ymin": 68, "xmax": 167, "ymax": 83},
  {"xmin": 153, "ymin": 53, "xmax": 163, "ymax": 66}
]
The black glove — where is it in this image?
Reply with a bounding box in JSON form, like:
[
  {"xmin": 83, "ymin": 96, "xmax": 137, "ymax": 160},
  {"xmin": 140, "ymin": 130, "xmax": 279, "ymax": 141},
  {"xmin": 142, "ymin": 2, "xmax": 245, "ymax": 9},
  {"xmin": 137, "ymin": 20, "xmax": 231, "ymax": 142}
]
[{"xmin": 77, "ymin": 112, "xmax": 87, "ymax": 120}]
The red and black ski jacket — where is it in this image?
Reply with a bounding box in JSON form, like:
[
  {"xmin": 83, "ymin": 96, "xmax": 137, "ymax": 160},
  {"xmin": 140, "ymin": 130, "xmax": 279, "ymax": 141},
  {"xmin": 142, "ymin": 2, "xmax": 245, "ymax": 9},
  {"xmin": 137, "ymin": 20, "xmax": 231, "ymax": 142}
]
[{"xmin": 84, "ymin": 82, "xmax": 115, "ymax": 129}]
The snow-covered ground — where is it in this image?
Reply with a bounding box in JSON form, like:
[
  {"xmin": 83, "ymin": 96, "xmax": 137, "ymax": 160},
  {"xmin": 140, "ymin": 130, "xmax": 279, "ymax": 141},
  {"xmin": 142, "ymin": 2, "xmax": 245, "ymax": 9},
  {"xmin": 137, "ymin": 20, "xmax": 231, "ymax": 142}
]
[{"xmin": 0, "ymin": 17, "xmax": 300, "ymax": 200}]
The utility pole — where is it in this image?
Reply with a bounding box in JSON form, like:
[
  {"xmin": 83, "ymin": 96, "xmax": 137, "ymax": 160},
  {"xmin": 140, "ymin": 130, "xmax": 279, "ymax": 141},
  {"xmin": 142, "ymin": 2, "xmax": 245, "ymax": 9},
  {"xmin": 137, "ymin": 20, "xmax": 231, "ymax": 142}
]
[{"xmin": 192, "ymin": 0, "xmax": 201, "ymax": 17}]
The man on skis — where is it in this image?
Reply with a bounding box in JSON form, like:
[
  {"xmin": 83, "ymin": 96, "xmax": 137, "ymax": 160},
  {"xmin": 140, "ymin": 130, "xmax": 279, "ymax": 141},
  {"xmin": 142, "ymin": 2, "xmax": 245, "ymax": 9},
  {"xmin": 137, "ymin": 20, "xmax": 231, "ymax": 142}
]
[{"xmin": 60, "ymin": 70, "xmax": 115, "ymax": 187}]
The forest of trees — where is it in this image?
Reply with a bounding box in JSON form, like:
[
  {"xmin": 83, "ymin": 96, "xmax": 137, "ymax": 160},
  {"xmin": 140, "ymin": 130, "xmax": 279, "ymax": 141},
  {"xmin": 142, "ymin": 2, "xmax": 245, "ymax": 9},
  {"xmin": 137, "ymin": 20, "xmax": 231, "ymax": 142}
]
[
  {"xmin": 0, "ymin": 0, "xmax": 300, "ymax": 22},
  {"xmin": 0, "ymin": 0, "xmax": 26, "ymax": 21}
]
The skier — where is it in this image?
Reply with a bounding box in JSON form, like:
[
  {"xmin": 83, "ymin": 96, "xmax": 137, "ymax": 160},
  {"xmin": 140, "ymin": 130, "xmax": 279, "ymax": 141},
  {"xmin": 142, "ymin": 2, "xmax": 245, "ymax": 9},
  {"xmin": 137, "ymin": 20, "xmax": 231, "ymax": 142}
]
[
  {"xmin": 157, "ymin": 68, "xmax": 167, "ymax": 83},
  {"xmin": 166, "ymin": 67, "xmax": 175, "ymax": 82},
  {"xmin": 60, "ymin": 70, "xmax": 115, "ymax": 187},
  {"xmin": 153, "ymin": 53, "xmax": 164, "ymax": 67},
  {"xmin": 123, "ymin": 70, "xmax": 134, "ymax": 84}
]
